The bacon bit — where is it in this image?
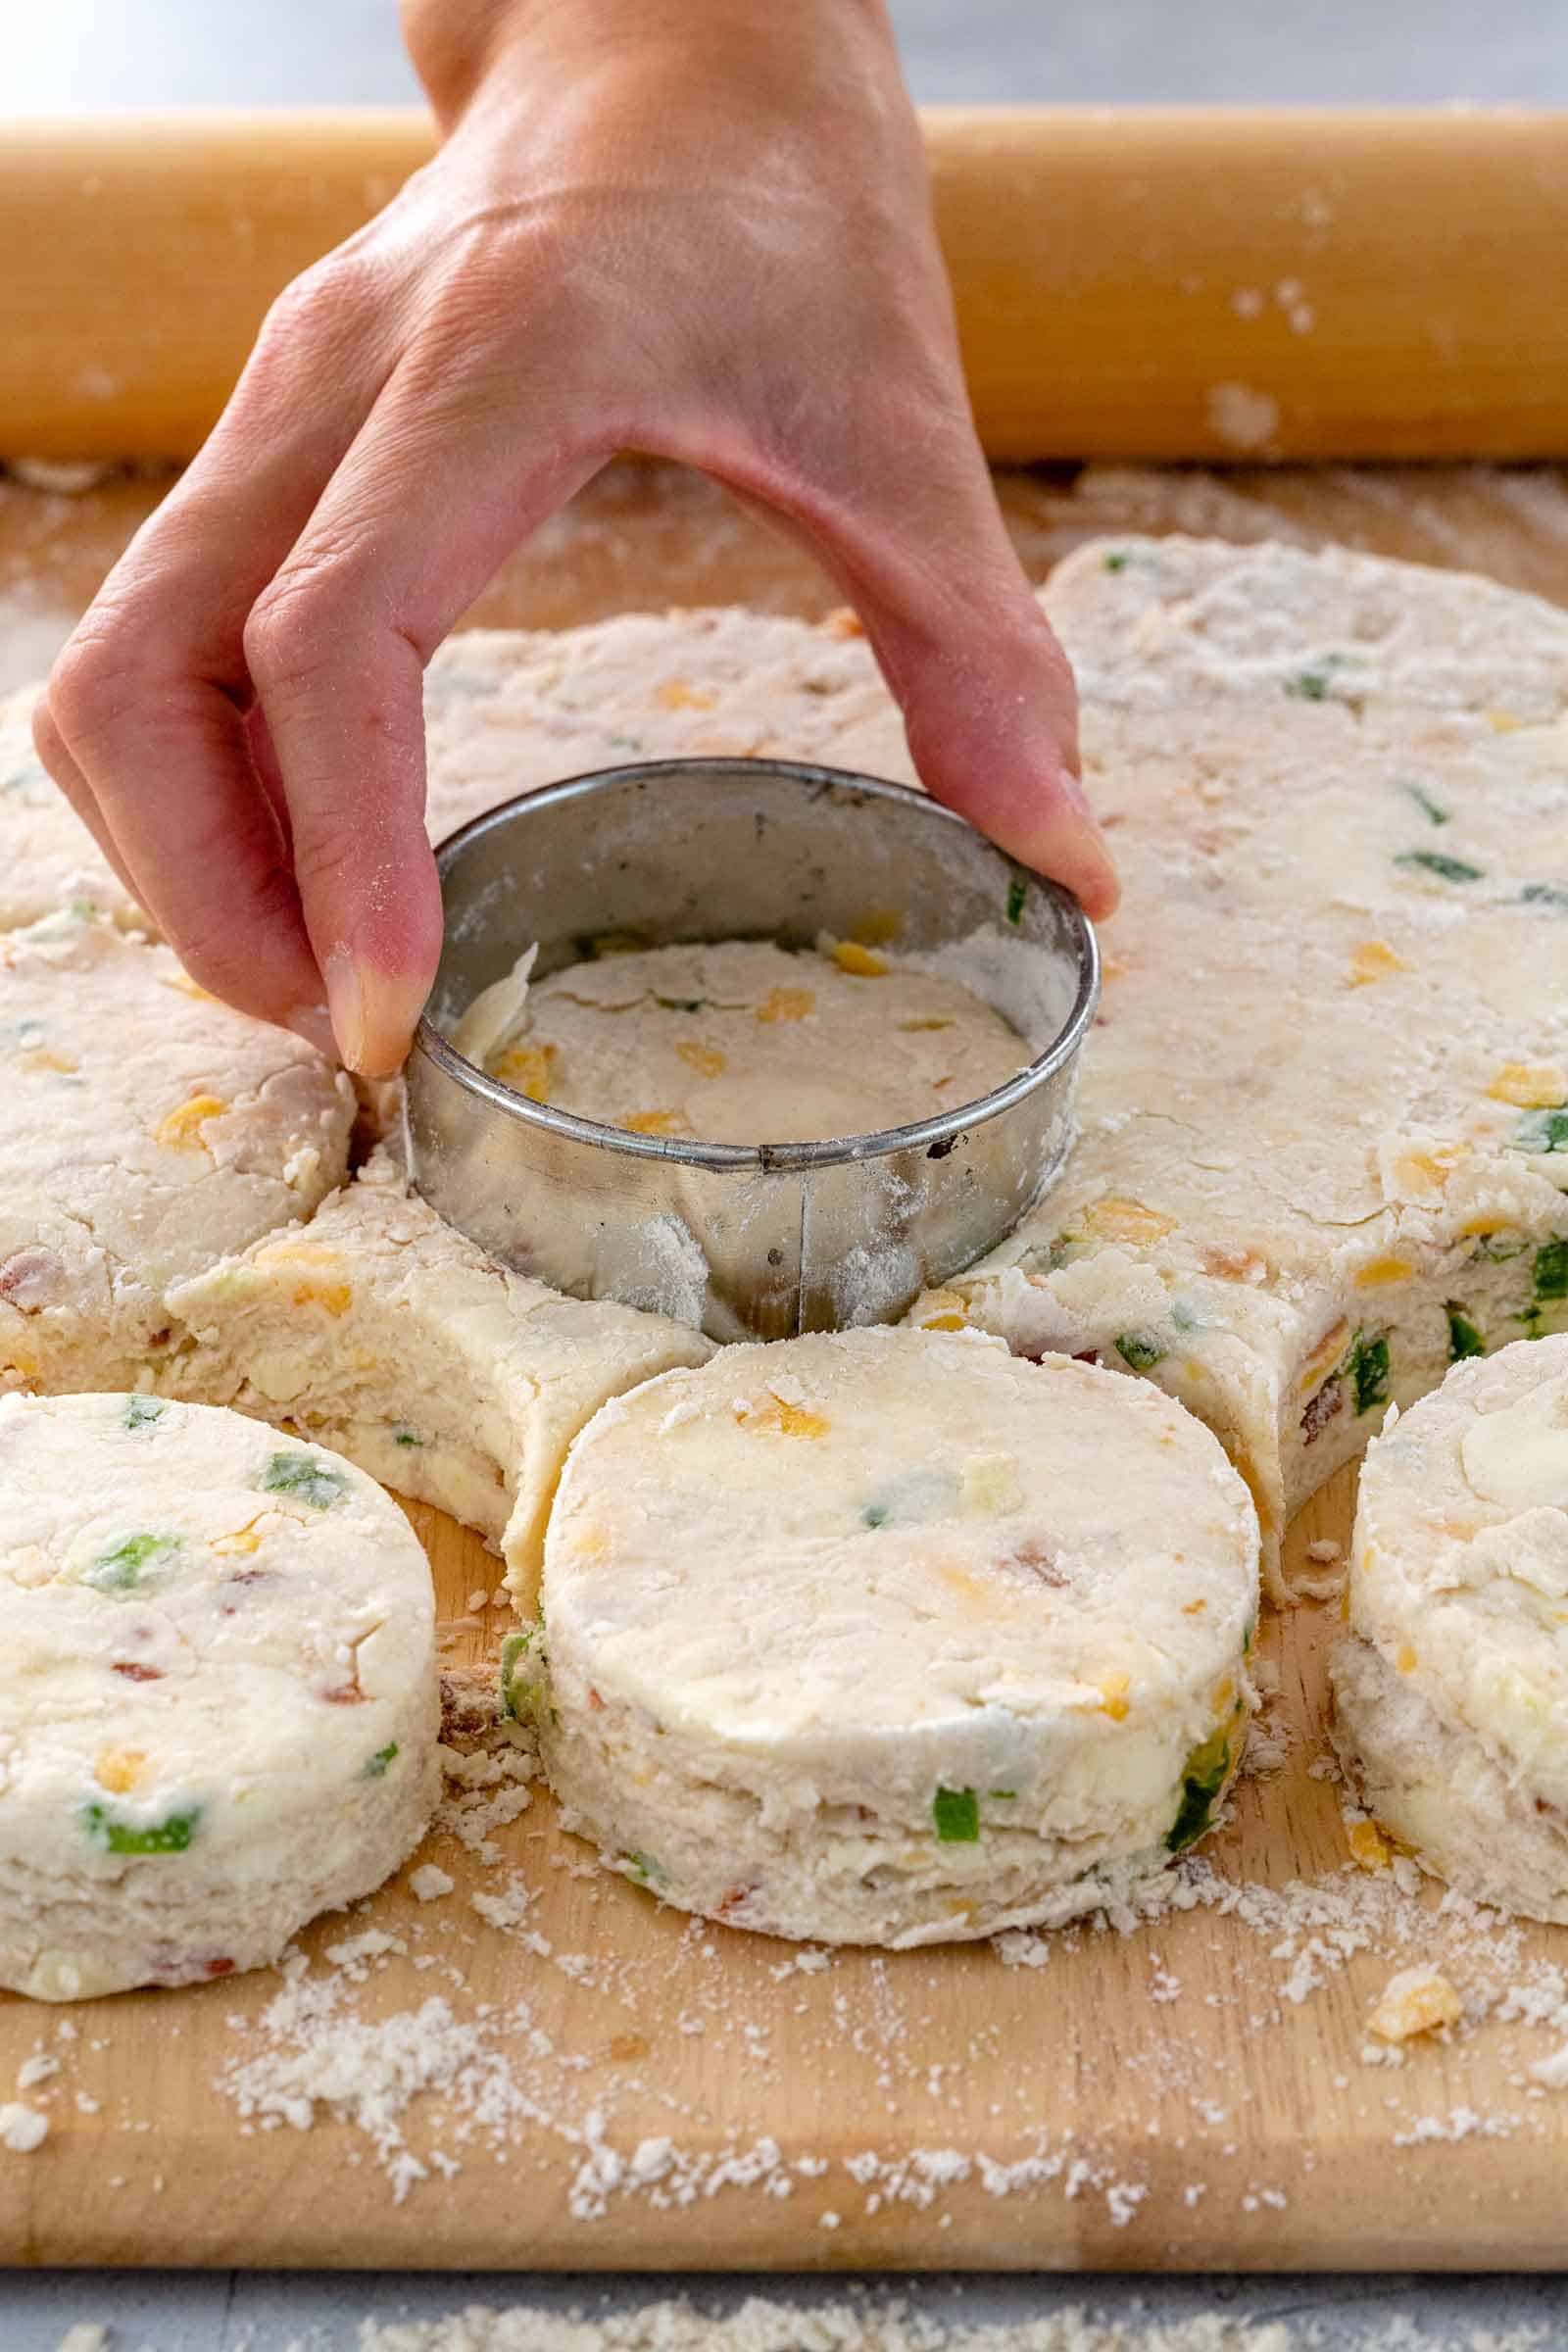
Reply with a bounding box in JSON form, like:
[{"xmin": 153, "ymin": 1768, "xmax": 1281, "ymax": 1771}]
[
  {"xmin": 587, "ymin": 1688, "xmax": 605, "ymax": 1711},
  {"xmin": 112, "ymin": 1662, "xmax": 164, "ymax": 1683},
  {"xmin": 757, "ymin": 986, "xmax": 814, "ymax": 1024},
  {"xmin": 203, "ymin": 1956, "xmax": 237, "ymax": 1980},
  {"xmin": 0, "ymin": 1246, "xmax": 66, "ymax": 1309},
  {"xmin": 822, "ymin": 607, "xmax": 864, "ymax": 638},
  {"xmin": 1009, "ymin": 1539, "xmax": 1067, "ymax": 1587},
  {"xmin": 1300, "ymin": 1376, "xmax": 1345, "ymax": 1446},
  {"xmin": 675, "ymin": 1041, "xmax": 726, "ymax": 1079},
  {"xmin": 1488, "ymin": 1062, "xmax": 1566, "ymax": 1108},
  {"xmin": 320, "ymin": 1683, "xmax": 367, "ymax": 1705},
  {"xmin": 656, "ymin": 679, "xmax": 717, "ymax": 711},
  {"xmin": 154, "ymin": 1093, "xmax": 226, "ymax": 1151},
  {"xmin": 1347, "ymin": 940, "xmax": 1409, "ymax": 987},
  {"xmin": 714, "ymin": 1884, "xmax": 761, "ymax": 1917},
  {"xmin": 623, "ymin": 1109, "xmax": 687, "ymax": 1137},
  {"xmin": 1084, "ymin": 1195, "xmax": 1177, "ymax": 1245}
]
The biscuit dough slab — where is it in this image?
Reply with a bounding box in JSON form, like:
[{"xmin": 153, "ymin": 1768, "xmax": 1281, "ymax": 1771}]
[
  {"xmin": 459, "ymin": 938, "xmax": 1029, "ymax": 1145},
  {"xmin": 1, "ymin": 910, "xmax": 355, "ymax": 1396},
  {"xmin": 164, "ymin": 1156, "xmax": 712, "ymax": 1605},
  {"xmin": 1331, "ymin": 1334, "xmax": 1568, "ymax": 1922},
  {"xmin": 0, "ymin": 684, "xmax": 142, "ymax": 933},
  {"xmin": 910, "ymin": 536, "xmax": 1568, "ymax": 1591},
  {"xmin": 0, "ymin": 1392, "xmax": 438, "ymax": 2000},
  {"xmin": 537, "ymin": 1327, "xmax": 1259, "ymax": 1947}
]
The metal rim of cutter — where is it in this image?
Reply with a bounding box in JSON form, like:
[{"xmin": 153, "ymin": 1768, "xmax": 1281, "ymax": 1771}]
[
  {"xmin": 407, "ymin": 758, "xmax": 1101, "ymax": 1339},
  {"xmin": 413, "ymin": 760, "xmax": 1100, "ymax": 1169}
]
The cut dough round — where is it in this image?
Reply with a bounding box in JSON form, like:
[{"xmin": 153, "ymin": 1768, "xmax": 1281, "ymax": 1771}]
[
  {"xmin": 536, "ymin": 1327, "xmax": 1259, "ymax": 1946},
  {"xmin": 1331, "ymin": 1332, "xmax": 1568, "ymax": 1921},
  {"xmin": 0, "ymin": 1392, "xmax": 439, "ymax": 1999},
  {"xmin": 1, "ymin": 910, "xmax": 355, "ymax": 1397},
  {"xmin": 456, "ymin": 938, "xmax": 1029, "ymax": 1146}
]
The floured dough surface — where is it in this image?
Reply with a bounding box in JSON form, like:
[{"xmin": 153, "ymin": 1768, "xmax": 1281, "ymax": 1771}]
[
  {"xmin": 1, "ymin": 910, "xmax": 356, "ymax": 1397},
  {"xmin": 537, "ymin": 1328, "xmax": 1258, "ymax": 1946},
  {"xmin": 0, "ymin": 1392, "xmax": 439, "ymax": 1999},
  {"xmin": 1332, "ymin": 1333, "xmax": 1568, "ymax": 1922},
  {"xmin": 165, "ymin": 1154, "xmax": 713, "ymax": 1604},
  {"xmin": 456, "ymin": 938, "xmax": 1029, "ymax": 1145},
  {"xmin": 909, "ymin": 536, "xmax": 1568, "ymax": 1589},
  {"xmin": 0, "ymin": 684, "xmax": 142, "ymax": 933}
]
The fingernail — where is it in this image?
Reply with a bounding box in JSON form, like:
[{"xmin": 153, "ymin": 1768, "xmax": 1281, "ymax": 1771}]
[
  {"xmin": 283, "ymin": 1002, "xmax": 340, "ymax": 1060},
  {"xmin": 324, "ymin": 948, "xmax": 427, "ymax": 1077},
  {"xmin": 323, "ymin": 948, "xmax": 367, "ymax": 1071}
]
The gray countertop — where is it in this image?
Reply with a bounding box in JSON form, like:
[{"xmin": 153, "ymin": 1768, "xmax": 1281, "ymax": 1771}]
[
  {"xmin": 6, "ymin": 2269, "xmax": 1568, "ymax": 2349},
  {"xmin": 4, "ymin": 1, "xmax": 1566, "ymax": 2341}
]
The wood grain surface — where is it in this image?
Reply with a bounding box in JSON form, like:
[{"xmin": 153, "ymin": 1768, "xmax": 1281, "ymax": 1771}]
[
  {"xmin": 7, "ymin": 110, "xmax": 1568, "ymax": 462},
  {"xmin": 4, "ymin": 460, "xmax": 1568, "ymax": 2272}
]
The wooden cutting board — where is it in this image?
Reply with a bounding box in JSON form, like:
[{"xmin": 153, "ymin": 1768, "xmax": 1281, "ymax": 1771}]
[
  {"xmin": 6, "ymin": 461, "xmax": 1568, "ymax": 2274},
  {"xmin": 6, "ymin": 1468, "xmax": 1568, "ymax": 2275}
]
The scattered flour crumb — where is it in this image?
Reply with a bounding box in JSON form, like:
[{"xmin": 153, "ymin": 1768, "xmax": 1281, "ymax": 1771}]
[
  {"xmin": 410, "ymin": 1865, "xmax": 457, "ymax": 1904},
  {"xmin": 0, "ymin": 2100, "xmax": 49, "ymax": 2152}
]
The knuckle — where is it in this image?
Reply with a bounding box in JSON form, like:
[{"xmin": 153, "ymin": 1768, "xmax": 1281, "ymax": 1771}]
[
  {"xmin": 243, "ymin": 572, "xmax": 341, "ymax": 692},
  {"xmin": 46, "ymin": 626, "xmax": 137, "ymax": 744}
]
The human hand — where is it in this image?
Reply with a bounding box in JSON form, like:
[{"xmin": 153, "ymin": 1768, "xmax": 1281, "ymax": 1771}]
[{"xmin": 34, "ymin": 0, "xmax": 1116, "ymax": 1077}]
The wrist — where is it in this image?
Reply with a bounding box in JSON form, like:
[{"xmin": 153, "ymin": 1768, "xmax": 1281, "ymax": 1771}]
[{"xmin": 403, "ymin": 0, "xmax": 901, "ymax": 133}]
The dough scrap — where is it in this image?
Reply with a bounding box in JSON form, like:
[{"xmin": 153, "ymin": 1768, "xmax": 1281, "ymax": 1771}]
[
  {"xmin": 0, "ymin": 1392, "xmax": 438, "ymax": 1999},
  {"xmin": 164, "ymin": 1154, "xmax": 713, "ymax": 1604},
  {"xmin": 538, "ymin": 1327, "xmax": 1258, "ymax": 1946},
  {"xmin": 1331, "ymin": 1333, "xmax": 1568, "ymax": 1922}
]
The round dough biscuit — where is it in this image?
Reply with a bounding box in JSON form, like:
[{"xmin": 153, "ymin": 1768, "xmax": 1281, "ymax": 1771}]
[
  {"xmin": 1332, "ymin": 1332, "xmax": 1568, "ymax": 1920},
  {"xmin": 0, "ymin": 1392, "xmax": 440, "ymax": 1999},
  {"xmin": 535, "ymin": 1327, "xmax": 1259, "ymax": 1946}
]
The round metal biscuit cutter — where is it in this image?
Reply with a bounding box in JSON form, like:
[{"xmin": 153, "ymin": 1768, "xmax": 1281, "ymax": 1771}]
[{"xmin": 406, "ymin": 759, "xmax": 1099, "ymax": 1343}]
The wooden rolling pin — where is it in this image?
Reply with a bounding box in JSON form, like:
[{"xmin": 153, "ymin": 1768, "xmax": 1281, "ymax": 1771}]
[{"xmin": 5, "ymin": 108, "xmax": 1568, "ymax": 463}]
